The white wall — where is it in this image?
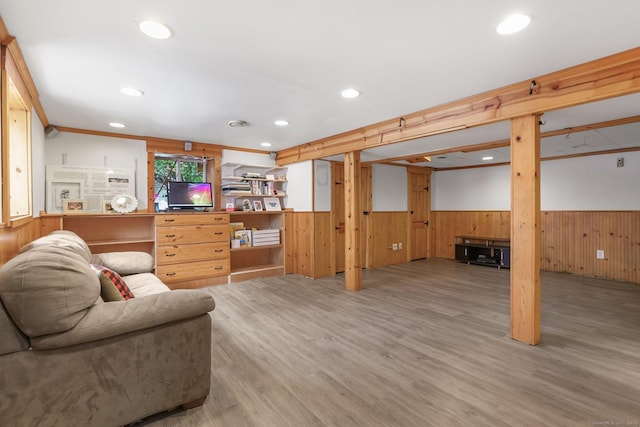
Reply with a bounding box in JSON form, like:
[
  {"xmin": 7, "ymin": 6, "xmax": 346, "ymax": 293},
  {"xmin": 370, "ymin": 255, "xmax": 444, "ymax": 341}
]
[
  {"xmin": 314, "ymin": 160, "xmax": 332, "ymax": 212},
  {"xmin": 45, "ymin": 132, "xmax": 148, "ymax": 209},
  {"xmin": 31, "ymin": 110, "xmax": 46, "ymax": 216},
  {"xmin": 432, "ymin": 151, "xmax": 640, "ymax": 211},
  {"xmin": 372, "ymin": 164, "xmax": 407, "ymax": 211},
  {"xmin": 286, "ymin": 160, "xmax": 313, "ymax": 211},
  {"xmin": 432, "ymin": 165, "xmax": 511, "ymax": 210},
  {"xmin": 541, "ymin": 151, "xmax": 640, "ymax": 210},
  {"xmin": 222, "ymin": 150, "xmax": 274, "ymax": 166}
]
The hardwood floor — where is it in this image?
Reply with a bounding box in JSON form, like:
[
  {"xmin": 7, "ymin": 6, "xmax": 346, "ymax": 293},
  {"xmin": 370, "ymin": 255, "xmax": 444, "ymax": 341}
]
[{"xmin": 150, "ymin": 259, "xmax": 640, "ymax": 427}]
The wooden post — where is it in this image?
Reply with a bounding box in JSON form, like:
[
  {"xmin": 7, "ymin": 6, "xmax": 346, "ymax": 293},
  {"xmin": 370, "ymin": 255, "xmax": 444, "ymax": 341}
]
[
  {"xmin": 344, "ymin": 151, "xmax": 362, "ymax": 291},
  {"xmin": 510, "ymin": 114, "xmax": 541, "ymax": 345}
]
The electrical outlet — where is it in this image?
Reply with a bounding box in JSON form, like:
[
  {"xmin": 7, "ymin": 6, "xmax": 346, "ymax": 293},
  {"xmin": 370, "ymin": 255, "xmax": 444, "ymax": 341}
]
[
  {"xmin": 398, "ymin": 242, "xmax": 403, "ymax": 250},
  {"xmin": 596, "ymin": 249, "xmax": 605, "ymax": 259},
  {"xmin": 392, "ymin": 243, "xmax": 398, "ymax": 251}
]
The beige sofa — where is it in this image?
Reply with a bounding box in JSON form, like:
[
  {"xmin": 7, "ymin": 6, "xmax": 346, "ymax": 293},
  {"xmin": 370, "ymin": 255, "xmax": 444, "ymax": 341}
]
[{"xmin": 0, "ymin": 230, "xmax": 216, "ymax": 426}]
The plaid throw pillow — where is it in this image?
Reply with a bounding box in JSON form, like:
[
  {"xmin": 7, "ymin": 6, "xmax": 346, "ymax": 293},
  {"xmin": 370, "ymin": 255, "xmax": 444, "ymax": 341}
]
[{"xmin": 90, "ymin": 264, "xmax": 135, "ymax": 301}]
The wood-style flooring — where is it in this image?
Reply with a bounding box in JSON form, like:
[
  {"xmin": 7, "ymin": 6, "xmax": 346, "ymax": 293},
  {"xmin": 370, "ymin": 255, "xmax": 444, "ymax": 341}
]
[{"xmin": 150, "ymin": 259, "xmax": 640, "ymax": 427}]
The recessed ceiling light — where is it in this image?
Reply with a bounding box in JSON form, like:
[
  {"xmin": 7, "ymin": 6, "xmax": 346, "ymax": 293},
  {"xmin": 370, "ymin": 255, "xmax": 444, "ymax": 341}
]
[
  {"xmin": 496, "ymin": 14, "xmax": 531, "ymax": 35},
  {"xmin": 261, "ymin": 142, "xmax": 272, "ymax": 147},
  {"xmin": 341, "ymin": 88, "xmax": 360, "ymax": 99},
  {"xmin": 109, "ymin": 122, "xmax": 126, "ymax": 128},
  {"xmin": 228, "ymin": 120, "xmax": 248, "ymax": 127},
  {"xmin": 120, "ymin": 87, "xmax": 144, "ymax": 97},
  {"xmin": 482, "ymin": 156, "xmax": 494, "ymax": 161},
  {"xmin": 138, "ymin": 20, "xmax": 172, "ymax": 39},
  {"xmin": 274, "ymin": 120, "xmax": 289, "ymax": 126}
]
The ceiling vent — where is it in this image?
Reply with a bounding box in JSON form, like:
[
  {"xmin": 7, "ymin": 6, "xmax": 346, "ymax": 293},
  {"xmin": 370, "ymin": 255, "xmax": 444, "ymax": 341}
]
[{"xmin": 228, "ymin": 120, "xmax": 248, "ymax": 127}]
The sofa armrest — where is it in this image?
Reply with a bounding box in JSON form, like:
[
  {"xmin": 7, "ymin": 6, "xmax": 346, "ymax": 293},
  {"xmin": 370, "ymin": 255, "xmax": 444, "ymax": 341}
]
[{"xmin": 31, "ymin": 290, "xmax": 215, "ymax": 350}]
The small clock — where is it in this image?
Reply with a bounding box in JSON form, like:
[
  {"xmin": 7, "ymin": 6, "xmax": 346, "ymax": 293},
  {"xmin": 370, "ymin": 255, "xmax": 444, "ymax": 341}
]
[{"xmin": 111, "ymin": 194, "xmax": 138, "ymax": 213}]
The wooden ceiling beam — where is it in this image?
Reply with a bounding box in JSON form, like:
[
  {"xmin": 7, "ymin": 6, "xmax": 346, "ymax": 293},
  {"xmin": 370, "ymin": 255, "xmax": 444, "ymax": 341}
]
[
  {"xmin": 369, "ymin": 113, "xmax": 640, "ymax": 165},
  {"xmin": 277, "ymin": 47, "xmax": 640, "ymax": 166}
]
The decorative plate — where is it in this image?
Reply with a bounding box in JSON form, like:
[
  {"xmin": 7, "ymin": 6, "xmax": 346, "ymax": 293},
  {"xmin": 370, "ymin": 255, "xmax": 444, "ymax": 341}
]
[{"xmin": 111, "ymin": 194, "xmax": 138, "ymax": 213}]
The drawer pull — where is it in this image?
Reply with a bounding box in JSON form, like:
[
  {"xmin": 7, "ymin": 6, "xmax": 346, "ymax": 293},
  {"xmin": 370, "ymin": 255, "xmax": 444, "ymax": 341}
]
[
  {"xmin": 165, "ymin": 234, "xmax": 176, "ymax": 238},
  {"xmin": 166, "ymin": 272, "xmax": 176, "ymax": 276},
  {"xmin": 214, "ymin": 266, "xmax": 224, "ymax": 270},
  {"xmin": 165, "ymin": 253, "xmax": 176, "ymax": 257},
  {"xmin": 214, "ymin": 217, "xmax": 224, "ymax": 221},
  {"xmin": 163, "ymin": 218, "xmax": 175, "ymax": 223},
  {"xmin": 214, "ymin": 232, "xmax": 224, "ymax": 236},
  {"xmin": 214, "ymin": 249, "xmax": 224, "ymax": 253}
]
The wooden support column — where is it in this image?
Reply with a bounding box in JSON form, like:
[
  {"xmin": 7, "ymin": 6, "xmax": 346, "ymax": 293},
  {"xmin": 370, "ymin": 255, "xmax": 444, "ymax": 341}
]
[
  {"xmin": 344, "ymin": 151, "xmax": 362, "ymax": 291},
  {"xmin": 510, "ymin": 114, "xmax": 541, "ymax": 345}
]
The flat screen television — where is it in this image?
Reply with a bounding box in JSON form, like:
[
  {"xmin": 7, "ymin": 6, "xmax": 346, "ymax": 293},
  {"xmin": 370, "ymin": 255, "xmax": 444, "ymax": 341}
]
[{"xmin": 167, "ymin": 181, "xmax": 213, "ymax": 210}]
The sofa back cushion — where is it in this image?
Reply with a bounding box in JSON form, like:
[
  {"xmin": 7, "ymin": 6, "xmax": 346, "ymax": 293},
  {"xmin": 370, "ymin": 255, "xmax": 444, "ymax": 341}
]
[
  {"xmin": 0, "ymin": 245, "xmax": 100, "ymax": 337},
  {"xmin": 0, "ymin": 298, "xmax": 29, "ymax": 355},
  {"xmin": 19, "ymin": 230, "xmax": 92, "ymax": 262}
]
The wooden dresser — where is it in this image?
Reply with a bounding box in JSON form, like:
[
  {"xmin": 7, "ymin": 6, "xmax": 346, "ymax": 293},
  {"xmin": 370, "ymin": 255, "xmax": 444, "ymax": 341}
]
[{"xmin": 155, "ymin": 213, "xmax": 230, "ymax": 288}]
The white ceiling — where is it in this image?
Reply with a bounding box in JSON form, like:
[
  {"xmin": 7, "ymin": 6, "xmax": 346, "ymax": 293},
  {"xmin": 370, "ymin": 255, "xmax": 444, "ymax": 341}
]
[{"xmin": 1, "ymin": 0, "xmax": 639, "ymax": 165}]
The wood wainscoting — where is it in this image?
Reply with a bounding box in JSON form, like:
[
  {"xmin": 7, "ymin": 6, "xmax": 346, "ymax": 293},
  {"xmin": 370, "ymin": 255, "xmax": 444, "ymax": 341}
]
[
  {"xmin": 0, "ymin": 217, "xmax": 47, "ymax": 264},
  {"xmin": 291, "ymin": 212, "xmax": 333, "ymax": 279},
  {"xmin": 432, "ymin": 210, "xmax": 640, "ymax": 284},
  {"xmin": 291, "ymin": 211, "xmax": 411, "ymax": 278}
]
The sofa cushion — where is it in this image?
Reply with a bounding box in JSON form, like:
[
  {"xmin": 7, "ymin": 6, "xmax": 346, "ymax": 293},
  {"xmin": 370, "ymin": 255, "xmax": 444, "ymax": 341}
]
[
  {"xmin": 91, "ymin": 265, "xmax": 135, "ymax": 301},
  {"xmin": 0, "ymin": 298, "xmax": 30, "ymax": 355},
  {"xmin": 0, "ymin": 246, "xmax": 100, "ymax": 337},
  {"xmin": 90, "ymin": 251, "xmax": 154, "ymax": 276},
  {"xmin": 19, "ymin": 230, "xmax": 92, "ymax": 262},
  {"xmin": 122, "ymin": 272, "xmax": 171, "ymax": 297}
]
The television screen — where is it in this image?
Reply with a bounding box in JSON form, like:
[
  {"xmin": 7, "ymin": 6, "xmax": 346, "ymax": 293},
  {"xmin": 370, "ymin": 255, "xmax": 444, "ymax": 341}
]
[{"xmin": 167, "ymin": 182, "xmax": 213, "ymax": 209}]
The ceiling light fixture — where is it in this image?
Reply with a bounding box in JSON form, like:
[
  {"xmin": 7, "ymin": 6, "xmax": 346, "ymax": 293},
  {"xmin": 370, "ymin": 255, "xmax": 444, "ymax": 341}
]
[
  {"xmin": 228, "ymin": 120, "xmax": 248, "ymax": 127},
  {"xmin": 482, "ymin": 156, "xmax": 494, "ymax": 161},
  {"xmin": 261, "ymin": 142, "xmax": 272, "ymax": 147},
  {"xmin": 496, "ymin": 14, "xmax": 531, "ymax": 35},
  {"xmin": 120, "ymin": 87, "xmax": 144, "ymax": 97},
  {"xmin": 341, "ymin": 88, "xmax": 360, "ymax": 99},
  {"xmin": 138, "ymin": 20, "xmax": 173, "ymax": 39},
  {"xmin": 423, "ymin": 156, "xmax": 432, "ymax": 162},
  {"xmin": 109, "ymin": 122, "xmax": 126, "ymax": 128},
  {"xmin": 274, "ymin": 120, "xmax": 289, "ymax": 126}
]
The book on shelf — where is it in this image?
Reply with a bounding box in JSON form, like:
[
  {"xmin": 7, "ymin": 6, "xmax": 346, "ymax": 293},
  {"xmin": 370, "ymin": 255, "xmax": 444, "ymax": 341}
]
[
  {"xmin": 230, "ymin": 222, "xmax": 244, "ymax": 239},
  {"xmin": 234, "ymin": 229, "xmax": 252, "ymax": 247}
]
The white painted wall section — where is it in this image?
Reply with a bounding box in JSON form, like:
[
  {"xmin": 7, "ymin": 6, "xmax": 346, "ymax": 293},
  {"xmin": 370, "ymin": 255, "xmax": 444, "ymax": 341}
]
[
  {"xmin": 286, "ymin": 160, "xmax": 313, "ymax": 211},
  {"xmin": 372, "ymin": 164, "xmax": 407, "ymax": 211},
  {"xmin": 31, "ymin": 110, "xmax": 46, "ymax": 216},
  {"xmin": 314, "ymin": 160, "xmax": 332, "ymax": 212},
  {"xmin": 44, "ymin": 132, "xmax": 148, "ymax": 209}
]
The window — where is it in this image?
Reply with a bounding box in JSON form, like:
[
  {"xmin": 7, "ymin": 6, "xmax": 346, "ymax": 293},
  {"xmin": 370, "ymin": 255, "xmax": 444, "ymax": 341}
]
[
  {"xmin": 154, "ymin": 154, "xmax": 207, "ymax": 211},
  {"xmin": 2, "ymin": 47, "xmax": 33, "ymax": 224}
]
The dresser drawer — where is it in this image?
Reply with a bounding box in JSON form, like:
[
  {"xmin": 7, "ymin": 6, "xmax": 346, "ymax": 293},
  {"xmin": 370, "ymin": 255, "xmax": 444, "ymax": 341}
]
[
  {"xmin": 156, "ymin": 259, "xmax": 230, "ymax": 283},
  {"xmin": 157, "ymin": 241, "xmax": 229, "ymax": 265},
  {"xmin": 156, "ymin": 213, "xmax": 229, "ymax": 227},
  {"xmin": 156, "ymin": 224, "xmax": 228, "ymax": 245}
]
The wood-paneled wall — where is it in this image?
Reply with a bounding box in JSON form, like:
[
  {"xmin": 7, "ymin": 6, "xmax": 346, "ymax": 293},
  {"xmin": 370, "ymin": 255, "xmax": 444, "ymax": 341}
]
[
  {"xmin": 369, "ymin": 212, "xmax": 410, "ymax": 269},
  {"xmin": 432, "ymin": 210, "xmax": 640, "ymax": 284},
  {"xmin": 541, "ymin": 211, "xmax": 639, "ymax": 283},
  {"xmin": 432, "ymin": 211, "xmax": 510, "ymax": 259},
  {"xmin": 291, "ymin": 212, "xmax": 333, "ymax": 279},
  {"xmin": 0, "ymin": 217, "xmax": 46, "ymax": 264}
]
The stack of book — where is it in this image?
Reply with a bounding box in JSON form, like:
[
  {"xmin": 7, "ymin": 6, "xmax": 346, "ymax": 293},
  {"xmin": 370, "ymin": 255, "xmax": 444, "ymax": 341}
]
[
  {"xmin": 222, "ymin": 181, "xmax": 251, "ymax": 195},
  {"xmin": 252, "ymin": 229, "xmax": 280, "ymax": 246}
]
